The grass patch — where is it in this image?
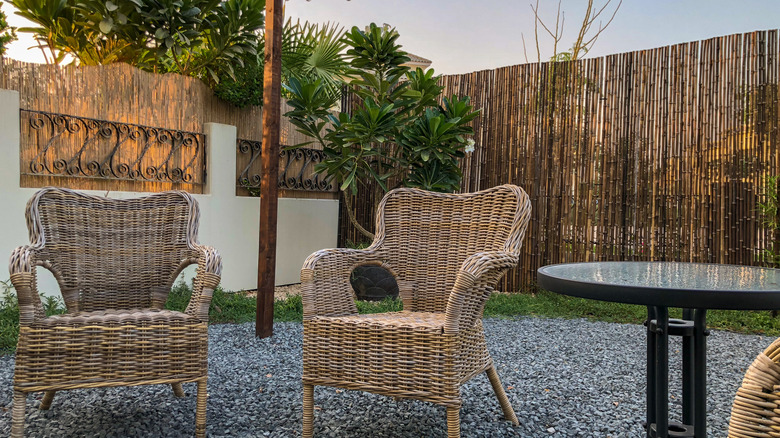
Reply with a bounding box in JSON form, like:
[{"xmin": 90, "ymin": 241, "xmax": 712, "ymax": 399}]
[
  {"xmin": 356, "ymin": 297, "xmax": 403, "ymax": 314},
  {"xmin": 166, "ymin": 283, "xmax": 257, "ymax": 324},
  {"xmin": 485, "ymin": 290, "xmax": 648, "ymax": 323},
  {"xmin": 485, "ymin": 289, "xmax": 780, "ymax": 337},
  {"xmin": 4, "ymin": 282, "xmax": 780, "ymax": 353}
]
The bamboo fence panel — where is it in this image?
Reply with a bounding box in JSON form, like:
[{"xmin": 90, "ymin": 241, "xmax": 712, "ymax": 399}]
[
  {"xmin": 340, "ymin": 29, "xmax": 780, "ymax": 292},
  {"xmin": 1, "ymin": 60, "xmax": 263, "ymax": 139}
]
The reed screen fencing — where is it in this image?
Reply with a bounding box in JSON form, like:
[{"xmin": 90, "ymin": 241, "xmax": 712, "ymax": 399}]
[{"xmin": 341, "ymin": 30, "xmax": 780, "ymax": 292}]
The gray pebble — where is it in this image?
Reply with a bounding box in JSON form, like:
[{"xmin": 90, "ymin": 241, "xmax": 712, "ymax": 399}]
[{"xmin": 0, "ymin": 317, "xmax": 769, "ymax": 436}]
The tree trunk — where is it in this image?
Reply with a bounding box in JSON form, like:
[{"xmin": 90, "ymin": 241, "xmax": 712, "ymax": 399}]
[{"xmin": 343, "ymin": 191, "xmax": 374, "ymax": 241}]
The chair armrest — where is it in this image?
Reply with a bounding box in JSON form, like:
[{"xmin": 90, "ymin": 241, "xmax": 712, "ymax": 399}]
[
  {"xmin": 301, "ymin": 248, "xmax": 385, "ymax": 319},
  {"xmin": 397, "ymin": 280, "xmax": 417, "ymax": 310},
  {"xmin": 184, "ymin": 245, "xmax": 222, "ymax": 323},
  {"xmin": 8, "ymin": 246, "xmax": 46, "ymax": 325},
  {"xmin": 444, "ymin": 251, "xmax": 519, "ymax": 334}
]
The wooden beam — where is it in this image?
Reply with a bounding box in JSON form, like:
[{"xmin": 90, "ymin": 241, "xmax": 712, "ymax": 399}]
[{"xmin": 256, "ymin": 0, "xmax": 283, "ymax": 338}]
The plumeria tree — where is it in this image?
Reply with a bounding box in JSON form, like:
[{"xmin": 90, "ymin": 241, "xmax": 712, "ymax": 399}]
[
  {"xmin": 759, "ymin": 175, "xmax": 780, "ymax": 266},
  {"xmin": 284, "ymin": 23, "xmax": 479, "ymax": 239}
]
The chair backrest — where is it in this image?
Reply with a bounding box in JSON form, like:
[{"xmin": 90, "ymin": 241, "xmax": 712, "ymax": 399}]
[
  {"xmin": 372, "ymin": 184, "xmax": 531, "ymax": 313},
  {"xmin": 26, "ymin": 187, "xmax": 200, "ymax": 312}
]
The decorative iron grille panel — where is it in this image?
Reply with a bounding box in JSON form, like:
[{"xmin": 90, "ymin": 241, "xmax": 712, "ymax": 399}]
[
  {"xmin": 236, "ymin": 139, "xmax": 335, "ymax": 192},
  {"xmin": 21, "ymin": 109, "xmax": 206, "ymax": 185}
]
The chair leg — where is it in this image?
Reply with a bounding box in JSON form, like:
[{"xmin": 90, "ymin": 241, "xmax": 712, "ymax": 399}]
[
  {"xmin": 446, "ymin": 406, "xmax": 461, "ymax": 438},
  {"xmin": 195, "ymin": 379, "xmax": 207, "ymax": 438},
  {"xmin": 40, "ymin": 390, "xmax": 56, "ymax": 410},
  {"xmin": 302, "ymin": 383, "xmax": 314, "ymax": 438},
  {"xmin": 11, "ymin": 390, "xmax": 26, "ymax": 438},
  {"xmin": 171, "ymin": 383, "xmax": 185, "ymax": 398},
  {"xmin": 486, "ymin": 365, "xmax": 519, "ymax": 425}
]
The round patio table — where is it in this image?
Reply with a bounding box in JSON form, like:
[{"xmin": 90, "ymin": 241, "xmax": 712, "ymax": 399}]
[{"xmin": 537, "ymin": 261, "xmax": 780, "ymax": 438}]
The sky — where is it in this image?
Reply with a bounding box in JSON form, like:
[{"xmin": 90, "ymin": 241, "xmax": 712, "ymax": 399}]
[{"xmin": 4, "ymin": 0, "xmax": 780, "ymax": 75}]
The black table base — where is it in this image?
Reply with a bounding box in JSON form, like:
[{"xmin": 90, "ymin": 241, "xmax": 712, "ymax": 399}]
[
  {"xmin": 646, "ymin": 307, "xmax": 708, "ymax": 438},
  {"xmin": 537, "ymin": 262, "xmax": 780, "ymax": 437}
]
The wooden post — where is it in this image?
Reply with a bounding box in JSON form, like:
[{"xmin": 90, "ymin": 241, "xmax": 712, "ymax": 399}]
[{"xmin": 256, "ymin": 0, "xmax": 283, "ymax": 338}]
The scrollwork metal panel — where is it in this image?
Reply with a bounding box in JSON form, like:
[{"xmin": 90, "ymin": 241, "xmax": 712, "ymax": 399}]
[
  {"xmin": 21, "ymin": 109, "xmax": 205, "ymax": 186},
  {"xmin": 236, "ymin": 139, "xmax": 334, "ymax": 192}
]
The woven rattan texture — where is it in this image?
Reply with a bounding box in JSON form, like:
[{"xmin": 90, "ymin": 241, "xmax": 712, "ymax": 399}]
[
  {"xmin": 301, "ymin": 184, "xmax": 531, "ymax": 438},
  {"xmin": 728, "ymin": 337, "xmax": 780, "ymax": 437},
  {"xmin": 7, "ymin": 187, "xmax": 222, "ymax": 438}
]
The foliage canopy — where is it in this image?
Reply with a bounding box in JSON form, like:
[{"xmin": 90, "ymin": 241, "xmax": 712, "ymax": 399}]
[
  {"xmin": 285, "ymin": 23, "xmax": 479, "ymax": 238},
  {"xmin": 9, "ymin": 0, "xmax": 349, "ymax": 107}
]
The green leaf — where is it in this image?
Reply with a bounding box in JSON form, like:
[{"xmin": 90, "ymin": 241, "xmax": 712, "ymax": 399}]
[
  {"xmin": 341, "ymin": 169, "xmax": 356, "ymax": 192},
  {"xmin": 367, "ymin": 165, "xmax": 388, "ymax": 192},
  {"xmin": 182, "ymin": 7, "xmax": 201, "ymax": 17},
  {"xmin": 429, "ymin": 115, "xmax": 441, "ymax": 134},
  {"xmin": 99, "ymin": 18, "xmax": 113, "ymax": 34}
]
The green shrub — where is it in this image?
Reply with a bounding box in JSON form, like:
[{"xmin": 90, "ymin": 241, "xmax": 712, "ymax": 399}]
[
  {"xmin": 0, "ymin": 280, "xmax": 66, "ymax": 352},
  {"xmin": 0, "ymin": 282, "xmax": 19, "ymax": 353},
  {"xmin": 274, "ymin": 294, "xmax": 303, "ymax": 322},
  {"xmin": 166, "ymin": 282, "xmax": 257, "ymax": 324}
]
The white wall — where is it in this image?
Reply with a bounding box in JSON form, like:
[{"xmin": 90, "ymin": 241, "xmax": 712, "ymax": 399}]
[{"xmin": 0, "ymin": 90, "xmax": 339, "ymax": 296}]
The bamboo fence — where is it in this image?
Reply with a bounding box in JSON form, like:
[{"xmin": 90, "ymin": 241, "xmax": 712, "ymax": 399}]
[
  {"xmin": 341, "ymin": 30, "xmax": 780, "ymax": 292},
  {"xmin": 0, "ymin": 59, "xmax": 263, "ymax": 139}
]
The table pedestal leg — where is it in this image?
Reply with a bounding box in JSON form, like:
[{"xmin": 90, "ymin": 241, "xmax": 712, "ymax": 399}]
[
  {"xmin": 646, "ymin": 307, "xmax": 708, "ymax": 438},
  {"xmin": 694, "ymin": 310, "xmax": 707, "ymax": 438},
  {"xmin": 647, "ymin": 306, "xmax": 657, "ymax": 435},
  {"xmin": 647, "ymin": 306, "xmax": 669, "ymax": 438},
  {"xmin": 682, "ymin": 309, "xmax": 694, "ymax": 425}
]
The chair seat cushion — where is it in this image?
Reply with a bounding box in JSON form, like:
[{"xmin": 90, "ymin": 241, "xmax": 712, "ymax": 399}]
[
  {"xmin": 314, "ymin": 311, "xmax": 445, "ymax": 334},
  {"xmin": 42, "ymin": 308, "xmax": 201, "ymax": 327},
  {"xmin": 14, "ymin": 309, "xmax": 207, "ymax": 391},
  {"xmin": 303, "ymin": 312, "xmax": 492, "ymax": 396}
]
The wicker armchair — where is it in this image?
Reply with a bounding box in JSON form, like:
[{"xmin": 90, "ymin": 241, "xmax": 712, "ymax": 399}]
[
  {"xmin": 301, "ymin": 184, "xmax": 532, "ymax": 438},
  {"xmin": 727, "ymin": 337, "xmax": 780, "ymax": 437},
  {"xmin": 8, "ymin": 188, "xmax": 221, "ymax": 438}
]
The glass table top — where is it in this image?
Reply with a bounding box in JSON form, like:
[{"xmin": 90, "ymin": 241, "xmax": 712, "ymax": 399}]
[
  {"xmin": 537, "ymin": 262, "xmax": 780, "ymax": 309},
  {"xmin": 539, "ymin": 261, "xmax": 780, "ymax": 291}
]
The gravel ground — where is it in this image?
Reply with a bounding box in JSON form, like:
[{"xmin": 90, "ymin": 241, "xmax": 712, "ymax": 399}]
[{"xmin": 0, "ymin": 317, "xmax": 770, "ymax": 437}]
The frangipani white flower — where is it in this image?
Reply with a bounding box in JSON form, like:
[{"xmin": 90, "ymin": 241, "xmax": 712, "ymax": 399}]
[{"xmin": 464, "ymin": 139, "xmax": 476, "ymax": 153}]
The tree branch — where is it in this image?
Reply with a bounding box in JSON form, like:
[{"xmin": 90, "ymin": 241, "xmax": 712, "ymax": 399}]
[
  {"xmin": 521, "ymin": 33, "xmax": 529, "ymax": 63},
  {"xmin": 343, "ymin": 190, "xmax": 374, "ymax": 240},
  {"xmin": 532, "ymin": 1, "xmax": 541, "ymax": 62},
  {"xmin": 529, "ymin": 0, "xmax": 622, "ymax": 61}
]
